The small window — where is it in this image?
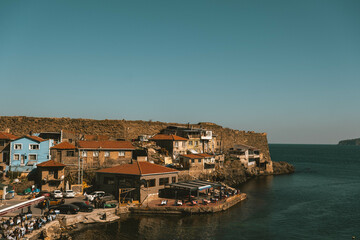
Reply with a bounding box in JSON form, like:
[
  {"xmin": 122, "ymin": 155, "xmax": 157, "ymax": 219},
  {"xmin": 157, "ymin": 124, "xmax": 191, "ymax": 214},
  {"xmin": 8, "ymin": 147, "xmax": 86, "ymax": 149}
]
[
  {"xmin": 66, "ymin": 151, "xmax": 75, "ymax": 157},
  {"xmin": 29, "ymin": 144, "xmax": 40, "ymax": 150},
  {"xmin": 182, "ymin": 141, "xmax": 186, "ymax": 147},
  {"xmin": 93, "ymin": 151, "xmax": 99, "ymax": 157},
  {"xmin": 191, "ymin": 159, "xmax": 195, "ymax": 163},
  {"xmin": 104, "ymin": 177, "xmax": 115, "ymax": 185},
  {"xmin": 14, "ymin": 154, "xmax": 20, "ymax": 161},
  {"xmin": 119, "ymin": 151, "xmax": 125, "ymax": 157},
  {"xmin": 159, "ymin": 178, "xmax": 169, "ymax": 186},
  {"xmin": 0, "ymin": 140, "xmax": 4, "ymax": 146},
  {"xmin": 174, "ymin": 141, "xmax": 178, "ymax": 147},
  {"xmin": 29, "ymin": 154, "xmax": 37, "ymax": 160},
  {"xmin": 195, "ymin": 141, "xmax": 198, "ymax": 146},
  {"xmin": 172, "ymin": 177, "xmax": 176, "ymax": 183},
  {"xmin": 189, "ymin": 141, "xmax": 193, "ymax": 146},
  {"xmin": 198, "ymin": 159, "xmax": 201, "ymax": 163},
  {"xmin": 14, "ymin": 144, "xmax": 22, "ymax": 150},
  {"xmin": 146, "ymin": 179, "xmax": 156, "ymax": 187},
  {"xmin": 104, "ymin": 151, "xmax": 110, "ymax": 157},
  {"xmin": 82, "ymin": 151, "xmax": 87, "ymax": 157}
]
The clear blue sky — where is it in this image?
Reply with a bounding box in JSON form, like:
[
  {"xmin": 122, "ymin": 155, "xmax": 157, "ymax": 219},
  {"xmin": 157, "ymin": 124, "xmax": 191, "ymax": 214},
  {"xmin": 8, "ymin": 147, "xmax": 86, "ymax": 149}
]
[{"xmin": 1, "ymin": 0, "xmax": 359, "ymax": 144}]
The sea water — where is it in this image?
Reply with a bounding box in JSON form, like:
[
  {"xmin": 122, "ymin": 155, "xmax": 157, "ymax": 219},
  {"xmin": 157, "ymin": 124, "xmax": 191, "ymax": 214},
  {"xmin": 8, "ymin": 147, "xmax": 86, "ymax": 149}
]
[{"xmin": 72, "ymin": 144, "xmax": 360, "ymax": 239}]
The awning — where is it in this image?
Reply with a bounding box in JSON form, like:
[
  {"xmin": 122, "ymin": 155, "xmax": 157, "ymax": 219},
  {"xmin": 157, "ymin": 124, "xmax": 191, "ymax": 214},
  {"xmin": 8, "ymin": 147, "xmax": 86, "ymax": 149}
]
[{"xmin": 166, "ymin": 180, "xmax": 221, "ymax": 191}]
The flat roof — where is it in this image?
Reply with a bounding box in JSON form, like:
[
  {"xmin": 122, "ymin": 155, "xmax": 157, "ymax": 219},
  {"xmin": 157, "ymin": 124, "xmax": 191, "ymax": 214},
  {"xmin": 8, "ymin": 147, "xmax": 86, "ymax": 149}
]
[{"xmin": 166, "ymin": 180, "xmax": 221, "ymax": 191}]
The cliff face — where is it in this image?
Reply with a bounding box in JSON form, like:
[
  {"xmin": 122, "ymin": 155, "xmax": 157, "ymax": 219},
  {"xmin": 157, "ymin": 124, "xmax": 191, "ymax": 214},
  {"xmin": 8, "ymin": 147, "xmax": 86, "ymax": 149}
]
[
  {"xmin": 0, "ymin": 116, "xmax": 271, "ymax": 161},
  {"xmin": 338, "ymin": 138, "xmax": 360, "ymax": 146}
]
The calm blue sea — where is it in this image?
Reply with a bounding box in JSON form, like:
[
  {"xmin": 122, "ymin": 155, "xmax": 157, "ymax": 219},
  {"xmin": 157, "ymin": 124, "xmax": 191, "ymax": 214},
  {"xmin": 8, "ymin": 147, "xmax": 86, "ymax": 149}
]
[{"xmin": 72, "ymin": 144, "xmax": 360, "ymax": 240}]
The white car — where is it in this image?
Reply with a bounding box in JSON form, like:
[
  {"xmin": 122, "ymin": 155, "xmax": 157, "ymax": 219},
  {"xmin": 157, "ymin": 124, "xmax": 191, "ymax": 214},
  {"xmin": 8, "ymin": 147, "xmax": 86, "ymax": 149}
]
[
  {"xmin": 63, "ymin": 190, "xmax": 75, "ymax": 198},
  {"xmin": 84, "ymin": 191, "xmax": 105, "ymax": 201},
  {"xmin": 52, "ymin": 190, "xmax": 63, "ymax": 198}
]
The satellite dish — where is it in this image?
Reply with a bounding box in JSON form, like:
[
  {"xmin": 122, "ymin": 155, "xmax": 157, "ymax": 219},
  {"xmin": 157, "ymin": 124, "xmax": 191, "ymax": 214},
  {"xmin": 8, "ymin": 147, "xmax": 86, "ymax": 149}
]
[{"xmin": 60, "ymin": 175, "xmax": 65, "ymax": 180}]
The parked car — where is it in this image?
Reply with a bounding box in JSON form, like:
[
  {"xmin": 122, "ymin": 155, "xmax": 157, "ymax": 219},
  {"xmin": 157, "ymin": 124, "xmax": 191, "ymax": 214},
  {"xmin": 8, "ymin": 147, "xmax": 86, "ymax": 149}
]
[
  {"xmin": 36, "ymin": 191, "xmax": 51, "ymax": 198},
  {"xmin": 52, "ymin": 190, "xmax": 63, "ymax": 198},
  {"xmin": 71, "ymin": 202, "xmax": 94, "ymax": 212},
  {"xmin": 37, "ymin": 198, "xmax": 65, "ymax": 208},
  {"xmin": 63, "ymin": 190, "xmax": 75, "ymax": 198},
  {"xmin": 49, "ymin": 204, "xmax": 79, "ymax": 214},
  {"xmin": 100, "ymin": 193, "xmax": 115, "ymax": 202},
  {"xmin": 84, "ymin": 191, "xmax": 105, "ymax": 201}
]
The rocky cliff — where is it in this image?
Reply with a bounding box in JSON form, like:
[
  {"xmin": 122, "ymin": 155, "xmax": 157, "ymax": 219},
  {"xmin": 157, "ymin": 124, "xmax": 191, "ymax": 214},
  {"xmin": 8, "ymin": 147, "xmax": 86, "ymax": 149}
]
[
  {"xmin": 338, "ymin": 138, "xmax": 360, "ymax": 146},
  {"xmin": 0, "ymin": 116, "xmax": 271, "ymax": 161}
]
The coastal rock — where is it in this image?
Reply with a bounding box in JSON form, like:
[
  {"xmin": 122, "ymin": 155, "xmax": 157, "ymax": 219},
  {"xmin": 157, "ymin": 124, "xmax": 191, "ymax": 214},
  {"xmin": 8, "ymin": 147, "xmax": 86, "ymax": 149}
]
[{"xmin": 272, "ymin": 161, "xmax": 295, "ymax": 175}]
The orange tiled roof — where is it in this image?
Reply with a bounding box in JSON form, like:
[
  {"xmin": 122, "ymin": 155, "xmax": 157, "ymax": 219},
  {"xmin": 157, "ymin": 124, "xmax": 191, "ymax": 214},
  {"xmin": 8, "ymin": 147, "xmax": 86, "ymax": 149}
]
[
  {"xmin": 51, "ymin": 141, "xmax": 76, "ymax": 150},
  {"xmin": 97, "ymin": 161, "xmax": 178, "ymax": 175},
  {"xmin": 150, "ymin": 134, "xmax": 188, "ymax": 141},
  {"xmin": 37, "ymin": 160, "xmax": 66, "ymax": 167},
  {"xmin": 78, "ymin": 140, "xmax": 135, "ymax": 150},
  {"xmin": 0, "ymin": 132, "xmax": 18, "ymax": 140},
  {"xmin": 180, "ymin": 153, "xmax": 213, "ymax": 159}
]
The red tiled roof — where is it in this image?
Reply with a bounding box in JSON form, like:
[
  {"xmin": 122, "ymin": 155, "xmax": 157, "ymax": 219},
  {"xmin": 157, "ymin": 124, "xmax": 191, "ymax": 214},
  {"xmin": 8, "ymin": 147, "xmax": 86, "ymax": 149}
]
[
  {"xmin": 37, "ymin": 160, "xmax": 66, "ymax": 167},
  {"xmin": 15, "ymin": 135, "xmax": 46, "ymax": 142},
  {"xmin": 51, "ymin": 141, "xmax": 76, "ymax": 149},
  {"xmin": 0, "ymin": 132, "xmax": 18, "ymax": 140},
  {"xmin": 180, "ymin": 153, "xmax": 213, "ymax": 159},
  {"xmin": 97, "ymin": 161, "xmax": 178, "ymax": 175},
  {"xmin": 150, "ymin": 134, "xmax": 188, "ymax": 141},
  {"xmin": 78, "ymin": 141, "xmax": 135, "ymax": 150}
]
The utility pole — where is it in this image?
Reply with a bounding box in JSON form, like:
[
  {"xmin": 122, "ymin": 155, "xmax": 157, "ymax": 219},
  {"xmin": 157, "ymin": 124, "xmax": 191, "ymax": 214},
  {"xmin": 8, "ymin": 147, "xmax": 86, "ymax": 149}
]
[{"xmin": 78, "ymin": 149, "xmax": 81, "ymax": 185}]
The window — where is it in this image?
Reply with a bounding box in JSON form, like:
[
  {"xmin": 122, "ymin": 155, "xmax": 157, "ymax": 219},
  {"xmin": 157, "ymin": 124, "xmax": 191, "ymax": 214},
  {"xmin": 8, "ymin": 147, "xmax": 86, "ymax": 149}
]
[
  {"xmin": 146, "ymin": 179, "xmax": 156, "ymax": 187},
  {"xmin": 172, "ymin": 177, "xmax": 176, "ymax": 183},
  {"xmin": 66, "ymin": 151, "xmax": 75, "ymax": 157},
  {"xmin": 182, "ymin": 141, "xmax": 186, "ymax": 147},
  {"xmin": 174, "ymin": 141, "xmax": 178, "ymax": 147},
  {"xmin": 29, "ymin": 154, "xmax": 37, "ymax": 160},
  {"xmin": 189, "ymin": 141, "xmax": 193, "ymax": 146},
  {"xmin": 104, "ymin": 177, "xmax": 115, "ymax": 185},
  {"xmin": 198, "ymin": 159, "xmax": 201, "ymax": 163},
  {"xmin": 29, "ymin": 144, "xmax": 40, "ymax": 150},
  {"xmin": 14, "ymin": 144, "xmax": 22, "ymax": 150},
  {"xmin": 82, "ymin": 151, "xmax": 87, "ymax": 157},
  {"xmin": 14, "ymin": 154, "xmax": 20, "ymax": 161},
  {"xmin": 159, "ymin": 178, "xmax": 169, "ymax": 186},
  {"xmin": 0, "ymin": 140, "xmax": 4, "ymax": 146},
  {"xmin": 93, "ymin": 151, "xmax": 99, "ymax": 157},
  {"xmin": 195, "ymin": 141, "xmax": 198, "ymax": 146},
  {"xmin": 119, "ymin": 151, "xmax": 125, "ymax": 157},
  {"xmin": 104, "ymin": 151, "xmax": 110, "ymax": 157},
  {"xmin": 191, "ymin": 159, "xmax": 195, "ymax": 163}
]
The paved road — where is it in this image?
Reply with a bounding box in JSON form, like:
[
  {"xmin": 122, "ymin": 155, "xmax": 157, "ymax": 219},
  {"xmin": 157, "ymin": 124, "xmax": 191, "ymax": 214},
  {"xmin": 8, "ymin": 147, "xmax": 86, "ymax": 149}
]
[{"xmin": 0, "ymin": 195, "xmax": 87, "ymax": 217}]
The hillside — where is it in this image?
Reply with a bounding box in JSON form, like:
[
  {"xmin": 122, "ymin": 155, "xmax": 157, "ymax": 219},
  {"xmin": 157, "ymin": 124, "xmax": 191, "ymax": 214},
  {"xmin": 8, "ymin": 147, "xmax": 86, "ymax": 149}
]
[
  {"xmin": 338, "ymin": 138, "xmax": 360, "ymax": 146},
  {"xmin": 0, "ymin": 116, "xmax": 271, "ymax": 161}
]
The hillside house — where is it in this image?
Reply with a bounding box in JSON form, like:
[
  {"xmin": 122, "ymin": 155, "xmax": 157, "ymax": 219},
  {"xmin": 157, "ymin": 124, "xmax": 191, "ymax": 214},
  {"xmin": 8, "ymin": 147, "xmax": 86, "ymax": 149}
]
[
  {"xmin": 36, "ymin": 160, "xmax": 66, "ymax": 191},
  {"xmin": 8, "ymin": 136, "xmax": 54, "ymax": 173},
  {"xmin": 149, "ymin": 134, "xmax": 188, "ymax": 159},
  {"xmin": 78, "ymin": 140, "xmax": 135, "ymax": 168},
  {"xmin": 0, "ymin": 131, "xmax": 18, "ymax": 166},
  {"xmin": 229, "ymin": 144, "xmax": 261, "ymax": 169},
  {"xmin": 178, "ymin": 153, "xmax": 216, "ymax": 173},
  {"xmin": 50, "ymin": 142, "xmax": 78, "ymax": 166},
  {"xmin": 96, "ymin": 161, "xmax": 179, "ymax": 203},
  {"xmin": 160, "ymin": 126, "xmax": 220, "ymax": 154}
]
